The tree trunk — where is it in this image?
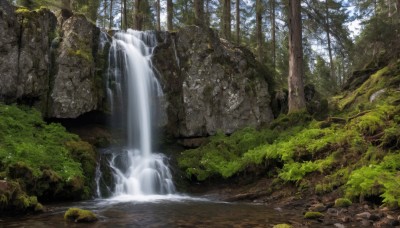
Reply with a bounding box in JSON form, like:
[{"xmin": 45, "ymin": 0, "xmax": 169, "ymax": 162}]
[
  {"xmin": 103, "ymin": 0, "xmax": 107, "ymax": 29},
  {"xmin": 194, "ymin": 0, "xmax": 204, "ymax": 26},
  {"xmin": 134, "ymin": 0, "xmax": 143, "ymax": 30},
  {"xmin": 156, "ymin": 0, "xmax": 161, "ymax": 31},
  {"xmin": 205, "ymin": 0, "xmax": 210, "ymax": 27},
  {"xmin": 288, "ymin": 0, "xmax": 307, "ymax": 113},
  {"xmin": 222, "ymin": 0, "xmax": 231, "ymax": 40},
  {"xmin": 325, "ymin": 0, "xmax": 334, "ymax": 82},
  {"xmin": 167, "ymin": 0, "xmax": 173, "ymax": 30},
  {"xmin": 256, "ymin": 0, "xmax": 263, "ymax": 62},
  {"xmin": 236, "ymin": 0, "xmax": 240, "ymax": 44},
  {"xmin": 271, "ymin": 0, "xmax": 276, "ymax": 70},
  {"xmin": 397, "ymin": 0, "xmax": 400, "ymax": 17},
  {"xmin": 109, "ymin": 0, "xmax": 113, "ymax": 30},
  {"xmin": 123, "ymin": 0, "xmax": 127, "ymax": 30}
]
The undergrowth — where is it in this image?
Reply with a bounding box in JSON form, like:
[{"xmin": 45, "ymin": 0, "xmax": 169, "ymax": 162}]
[
  {"xmin": 178, "ymin": 61, "xmax": 400, "ymax": 207},
  {"xmin": 0, "ymin": 104, "xmax": 96, "ymax": 203}
]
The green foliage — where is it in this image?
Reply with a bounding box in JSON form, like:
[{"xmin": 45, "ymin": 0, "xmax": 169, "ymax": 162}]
[
  {"xmin": 0, "ymin": 104, "xmax": 95, "ymax": 202},
  {"xmin": 345, "ymin": 152, "xmax": 400, "ymax": 207},
  {"xmin": 178, "ymin": 62, "xmax": 400, "ymax": 208},
  {"xmin": 334, "ymin": 198, "xmax": 352, "ymax": 207},
  {"xmin": 304, "ymin": 211, "xmax": 324, "ymax": 219},
  {"xmin": 178, "ymin": 128, "xmax": 277, "ymax": 180}
]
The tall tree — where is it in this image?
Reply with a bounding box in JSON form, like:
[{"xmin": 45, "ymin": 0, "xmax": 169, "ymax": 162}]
[
  {"xmin": 270, "ymin": 0, "xmax": 276, "ymax": 70},
  {"xmin": 235, "ymin": 0, "xmax": 240, "ymax": 44},
  {"xmin": 123, "ymin": 0, "xmax": 128, "ymax": 30},
  {"xmin": 156, "ymin": 0, "xmax": 161, "ymax": 30},
  {"xmin": 194, "ymin": 0, "xmax": 204, "ymax": 26},
  {"xmin": 325, "ymin": 0, "xmax": 334, "ymax": 79},
  {"xmin": 287, "ymin": 0, "xmax": 307, "ymax": 113},
  {"xmin": 134, "ymin": 0, "xmax": 143, "ymax": 30},
  {"xmin": 256, "ymin": 0, "xmax": 263, "ymax": 62},
  {"xmin": 167, "ymin": 0, "xmax": 173, "ymax": 30},
  {"xmin": 109, "ymin": 0, "xmax": 113, "ymax": 29},
  {"xmin": 222, "ymin": 0, "xmax": 231, "ymax": 39}
]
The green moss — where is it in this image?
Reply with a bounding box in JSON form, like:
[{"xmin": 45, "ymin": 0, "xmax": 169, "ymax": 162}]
[
  {"xmin": 64, "ymin": 208, "xmax": 98, "ymax": 223},
  {"xmin": 334, "ymin": 198, "xmax": 352, "ymax": 207},
  {"xmin": 273, "ymin": 224, "xmax": 293, "ymax": 228},
  {"xmin": 68, "ymin": 49, "xmax": 93, "ymax": 62},
  {"xmin": 15, "ymin": 8, "xmax": 31, "ymax": 15},
  {"xmin": 178, "ymin": 128, "xmax": 278, "ymax": 180},
  {"xmin": 0, "ymin": 104, "xmax": 95, "ymax": 203},
  {"xmin": 304, "ymin": 211, "xmax": 324, "ymax": 219}
]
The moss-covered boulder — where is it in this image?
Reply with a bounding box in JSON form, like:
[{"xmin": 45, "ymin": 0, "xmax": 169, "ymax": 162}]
[
  {"xmin": 273, "ymin": 224, "xmax": 293, "ymax": 228},
  {"xmin": 64, "ymin": 207, "xmax": 98, "ymax": 223},
  {"xmin": 334, "ymin": 198, "xmax": 352, "ymax": 208},
  {"xmin": 0, "ymin": 180, "xmax": 44, "ymax": 215},
  {"xmin": 304, "ymin": 212, "xmax": 324, "ymax": 219},
  {"xmin": 0, "ymin": 104, "xmax": 97, "ymax": 214}
]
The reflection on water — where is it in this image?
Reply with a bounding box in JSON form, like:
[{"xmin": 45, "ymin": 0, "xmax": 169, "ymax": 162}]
[{"xmin": 1, "ymin": 196, "xmax": 323, "ymax": 227}]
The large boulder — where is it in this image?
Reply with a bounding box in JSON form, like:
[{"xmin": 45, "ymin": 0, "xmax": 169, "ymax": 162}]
[
  {"xmin": 0, "ymin": 1, "xmax": 104, "ymax": 118},
  {"xmin": 0, "ymin": 4, "xmax": 56, "ymax": 109},
  {"xmin": 153, "ymin": 26, "xmax": 274, "ymax": 138},
  {"xmin": 49, "ymin": 14, "xmax": 101, "ymax": 118}
]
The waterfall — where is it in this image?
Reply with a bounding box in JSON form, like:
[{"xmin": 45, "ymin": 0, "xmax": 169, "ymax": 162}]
[{"xmin": 102, "ymin": 30, "xmax": 175, "ymax": 197}]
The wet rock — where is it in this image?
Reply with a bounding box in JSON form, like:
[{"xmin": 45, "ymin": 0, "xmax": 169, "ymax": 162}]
[
  {"xmin": 360, "ymin": 219, "xmax": 372, "ymax": 226},
  {"xmin": 369, "ymin": 214, "xmax": 381, "ymax": 221},
  {"xmin": 334, "ymin": 223, "xmax": 345, "ymax": 228},
  {"xmin": 356, "ymin": 212, "xmax": 372, "ymax": 220},
  {"xmin": 340, "ymin": 216, "xmax": 352, "ymax": 223},
  {"xmin": 309, "ymin": 203, "xmax": 326, "ymax": 212},
  {"xmin": 153, "ymin": 26, "xmax": 274, "ymax": 138},
  {"xmin": 327, "ymin": 208, "xmax": 338, "ymax": 215}
]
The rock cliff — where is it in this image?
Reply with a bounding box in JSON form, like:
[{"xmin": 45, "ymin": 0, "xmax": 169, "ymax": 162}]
[
  {"xmin": 0, "ymin": 1, "xmax": 273, "ymax": 137},
  {"xmin": 0, "ymin": 1, "xmax": 104, "ymax": 118},
  {"xmin": 153, "ymin": 26, "xmax": 274, "ymax": 138}
]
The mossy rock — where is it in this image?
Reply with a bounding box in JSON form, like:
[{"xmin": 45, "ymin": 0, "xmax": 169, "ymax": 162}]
[
  {"xmin": 64, "ymin": 208, "xmax": 98, "ymax": 223},
  {"xmin": 304, "ymin": 211, "xmax": 324, "ymax": 219},
  {"xmin": 273, "ymin": 224, "xmax": 293, "ymax": 228},
  {"xmin": 334, "ymin": 198, "xmax": 352, "ymax": 208}
]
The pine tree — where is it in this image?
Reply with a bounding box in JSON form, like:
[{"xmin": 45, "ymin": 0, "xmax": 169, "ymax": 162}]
[{"xmin": 287, "ymin": 0, "xmax": 307, "ymax": 113}]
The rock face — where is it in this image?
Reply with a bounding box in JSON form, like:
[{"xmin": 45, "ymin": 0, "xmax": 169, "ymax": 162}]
[
  {"xmin": 153, "ymin": 26, "xmax": 274, "ymax": 138},
  {"xmin": 49, "ymin": 14, "xmax": 101, "ymax": 118},
  {"xmin": 0, "ymin": 5, "xmax": 56, "ymax": 108},
  {"xmin": 0, "ymin": 1, "xmax": 104, "ymax": 118},
  {"xmin": 0, "ymin": 1, "xmax": 273, "ymax": 135}
]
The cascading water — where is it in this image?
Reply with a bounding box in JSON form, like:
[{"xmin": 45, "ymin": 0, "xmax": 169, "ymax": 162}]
[{"xmin": 102, "ymin": 30, "xmax": 175, "ymax": 198}]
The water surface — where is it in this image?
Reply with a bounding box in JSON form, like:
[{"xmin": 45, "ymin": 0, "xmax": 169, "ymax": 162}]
[{"xmin": 1, "ymin": 196, "xmax": 310, "ymax": 227}]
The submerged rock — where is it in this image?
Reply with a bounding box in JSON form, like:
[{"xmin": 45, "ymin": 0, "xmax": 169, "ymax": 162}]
[
  {"xmin": 153, "ymin": 26, "xmax": 274, "ymax": 138},
  {"xmin": 64, "ymin": 208, "xmax": 98, "ymax": 223}
]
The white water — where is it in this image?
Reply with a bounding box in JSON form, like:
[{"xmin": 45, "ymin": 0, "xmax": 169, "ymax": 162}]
[{"xmin": 103, "ymin": 30, "xmax": 175, "ymax": 199}]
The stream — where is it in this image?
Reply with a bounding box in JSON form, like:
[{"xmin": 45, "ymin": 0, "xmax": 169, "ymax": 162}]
[{"xmin": 1, "ymin": 196, "xmax": 313, "ymax": 227}]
